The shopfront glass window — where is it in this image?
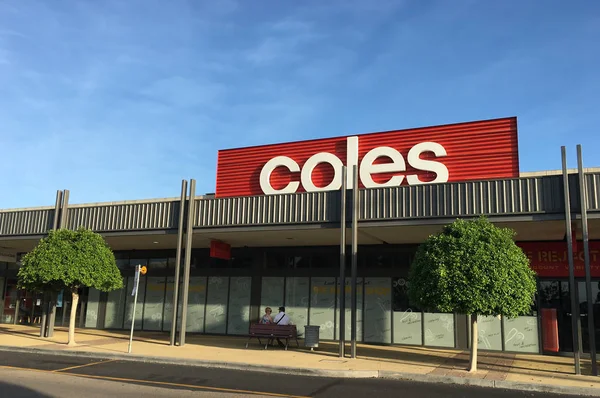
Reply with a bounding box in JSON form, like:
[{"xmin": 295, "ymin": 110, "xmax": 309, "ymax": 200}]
[
  {"xmin": 336, "ymin": 277, "xmax": 363, "ymax": 342},
  {"xmin": 205, "ymin": 276, "xmax": 229, "ymax": 334},
  {"xmin": 476, "ymin": 315, "xmax": 502, "ymax": 351},
  {"xmin": 266, "ymin": 254, "xmax": 286, "ymax": 269},
  {"xmin": 143, "ymin": 277, "xmax": 166, "ymax": 331},
  {"xmin": 423, "ymin": 312, "xmax": 455, "ymax": 348},
  {"xmin": 285, "ymin": 277, "xmax": 310, "ymax": 336},
  {"xmin": 130, "ymin": 258, "xmax": 148, "ymax": 270},
  {"xmin": 260, "ymin": 277, "xmax": 284, "ymax": 316},
  {"xmin": 85, "ymin": 288, "xmax": 101, "ymax": 328},
  {"xmin": 124, "ymin": 275, "xmax": 146, "ymax": 330},
  {"xmin": 116, "ymin": 259, "xmax": 130, "ymax": 270},
  {"xmin": 364, "ymin": 278, "xmax": 392, "ymax": 343},
  {"xmin": 227, "ymin": 276, "xmax": 252, "ymax": 335},
  {"xmin": 503, "ymin": 316, "xmax": 539, "ymax": 353},
  {"xmin": 309, "ymin": 277, "xmax": 336, "ymax": 340},
  {"xmin": 149, "ymin": 258, "xmax": 167, "ymax": 270},
  {"xmin": 312, "ymin": 254, "xmax": 336, "ymax": 269},
  {"xmin": 184, "ymin": 276, "xmax": 208, "ymax": 333},
  {"xmin": 105, "ymin": 277, "xmax": 126, "ymax": 329},
  {"xmin": 288, "ymin": 256, "xmax": 310, "ymax": 269},
  {"xmin": 392, "ymin": 277, "xmax": 422, "ymax": 346}
]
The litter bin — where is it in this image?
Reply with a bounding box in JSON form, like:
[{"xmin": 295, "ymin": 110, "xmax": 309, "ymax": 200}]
[{"xmin": 304, "ymin": 325, "xmax": 320, "ymax": 351}]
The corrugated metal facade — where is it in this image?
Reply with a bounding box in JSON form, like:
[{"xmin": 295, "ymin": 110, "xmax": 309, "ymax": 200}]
[
  {"xmin": 0, "ymin": 208, "xmax": 54, "ymax": 236},
  {"xmin": 194, "ymin": 191, "xmax": 339, "ymax": 227},
  {"xmin": 1, "ymin": 173, "xmax": 599, "ymax": 236},
  {"xmin": 66, "ymin": 201, "xmax": 180, "ymax": 232},
  {"xmin": 216, "ymin": 117, "xmax": 519, "ymax": 197}
]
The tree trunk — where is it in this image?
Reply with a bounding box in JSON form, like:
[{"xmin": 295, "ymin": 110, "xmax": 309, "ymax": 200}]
[
  {"xmin": 468, "ymin": 314, "xmax": 478, "ymax": 372},
  {"xmin": 67, "ymin": 287, "xmax": 79, "ymax": 346}
]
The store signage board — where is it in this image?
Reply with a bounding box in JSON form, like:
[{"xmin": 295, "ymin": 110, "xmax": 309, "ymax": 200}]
[{"xmin": 216, "ymin": 117, "xmax": 519, "ymax": 197}]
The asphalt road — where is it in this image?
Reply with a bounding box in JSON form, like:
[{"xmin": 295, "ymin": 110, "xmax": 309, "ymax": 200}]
[{"xmin": 0, "ymin": 350, "xmax": 582, "ymax": 398}]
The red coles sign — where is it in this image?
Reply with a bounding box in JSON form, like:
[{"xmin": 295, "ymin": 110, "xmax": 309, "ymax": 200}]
[
  {"xmin": 215, "ymin": 117, "xmax": 519, "ymax": 198},
  {"xmin": 210, "ymin": 240, "xmax": 231, "ymax": 260}
]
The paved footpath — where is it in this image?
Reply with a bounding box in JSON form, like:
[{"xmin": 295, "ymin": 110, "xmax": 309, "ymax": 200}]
[{"xmin": 1, "ymin": 325, "xmax": 599, "ymax": 396}]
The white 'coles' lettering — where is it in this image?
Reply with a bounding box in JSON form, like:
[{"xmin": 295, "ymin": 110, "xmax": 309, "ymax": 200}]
[{"xmin": 259, "ymin": 136, "xmax": 449, "ymax": 195}]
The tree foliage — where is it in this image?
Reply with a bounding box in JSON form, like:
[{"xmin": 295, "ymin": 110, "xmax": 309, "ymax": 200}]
[
  {"xmin": 408, "ymin": 217, "xmax": 537, "ymax": 318},
  {"xmin": 18, "ymin": 228, "xmax": 123, "ymax": 293}
]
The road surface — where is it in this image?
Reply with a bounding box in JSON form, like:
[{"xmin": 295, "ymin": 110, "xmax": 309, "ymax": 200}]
[{"xmin": 0, "ymin": 350, "xmax": 581, "ymax": 397}]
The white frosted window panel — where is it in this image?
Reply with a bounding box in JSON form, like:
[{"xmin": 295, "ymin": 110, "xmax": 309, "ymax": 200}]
[
  {"xmin": 85, "ymin": 288, "xmax": 101, "ymax": 328},
  {"xmin": 227, "ymin": 277, "xmax": 252, "ymax": 335},
  {"xmin": 260, "ymin": 277, "xmax": 284, "ymax": 317},
  {"xmin": 285, "ymin": 277, "xmax": 310, "ymax": 336},
  {"xmin": 185, "ymin": 277, "xmax": 207, "ymax": 333},
  {"xmin": 125, "ymin": 276, "xmax": 147, "ymax": 330},
  {"xmin": 143, "ymin": 277, "xmax": 165, "ymax": 331},
  {"xmin": 477, "ymin": 315, "xmax": 502, "ymax": 351},
  {"xmin": 363, "ymin": 278, "xmax": 392, "ymax": 344},
  {"xmin": 423, "ymin": 313, "xmax": 455, "ymax": 348},
  {"xmin": 163, "ymin": 277, "xmax": 176, "ymax": 332},
  {"xmin": 104, "ymin": 277, "xmax": 126, "ymax": 329},
  {"xmin": 335, "ymin": 278, "xmax": 363, "ymax": 342},
  {"xmin": 309, "ymin": 277, "xmax": 336, "ymax": 340},
  {"xmin": 393, "ymin": 310, "xmax": 422, "ymax": 345},
  {"xmin": 503, "ymin": 316, "xmax": 539, "ymax": 353},
  {"xmin": 205, "ymin": 277, "xmax": 229, "ymax": 334}
]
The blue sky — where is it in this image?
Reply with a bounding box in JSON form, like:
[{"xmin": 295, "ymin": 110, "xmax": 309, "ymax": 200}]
[{"xmin": 1, "ymin": 0, "xmax": 599, "ymax": 208}]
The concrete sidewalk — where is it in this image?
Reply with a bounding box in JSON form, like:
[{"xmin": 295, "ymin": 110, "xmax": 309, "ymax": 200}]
[{"xmin": 1, "ymin": 324, "xmax": 599, "ymax": 396}]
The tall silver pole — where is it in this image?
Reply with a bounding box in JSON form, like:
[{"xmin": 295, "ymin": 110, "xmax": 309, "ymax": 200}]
[
  {"xmin": 562, "ymin": 146, "xmax": 581, "ymax": 374},
  {"xmin": 339, "ymin": 166, "xmax": 347, "ymax": 358},
  {"xmin": 179, "ymin": 179, "xmax": 196, "ymax": 347},
  {"xmin": 170, "ymin": 180, "xmax": 188, "ymax": 346},
  {"xmin": 128, "ymin": 265, "xmax": 141, "ymax": 354},
  {"xmin": 577, "ymin": 145, "xmax": 598, "ymax": 376},
  {"xmin": 350, "ymin": 165, "xmax": 359, "ymax": 359}
]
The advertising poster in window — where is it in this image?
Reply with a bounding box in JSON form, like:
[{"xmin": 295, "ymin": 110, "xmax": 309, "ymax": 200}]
[
  {"xmin": 310, "ymin": 277, "xmax": 336, "ymax": 340},
  {"xmin": 227, "ymin": 276, "xmax": 251, "ymax": 335},
  {"xmin": 364, "ymin": 278, "xmax": 392, "ymax": 344},
  {"xmin": 205, "ymin": 276, "xmax": 229, "ymax": 334}
]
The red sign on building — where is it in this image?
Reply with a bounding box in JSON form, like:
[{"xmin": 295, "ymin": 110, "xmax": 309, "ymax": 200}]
[
  {"xmin": 210, "ymin": 240, "xmax": 231, "ymax": 260},
  {"xmin": 518, "ymin": 241, "xmax": 600, "ymax": 278},
  {"xmin": 216, "ymin": 117, "xmax": 519, "ymax": 197}
]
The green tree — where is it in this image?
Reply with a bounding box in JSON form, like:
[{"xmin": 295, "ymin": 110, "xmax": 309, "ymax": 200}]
[
  {"xmin": 18, "ymin": 228, "xmax": 123, "ymax": 345},
  {"xmin": 408, "ymin": 217, "xmax": 536, "ymax": 372}
]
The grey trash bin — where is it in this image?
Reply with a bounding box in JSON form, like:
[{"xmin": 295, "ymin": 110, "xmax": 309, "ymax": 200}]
[{"xmin": 304, "ymin": 325, "xmax": 320, "ymax": 351}]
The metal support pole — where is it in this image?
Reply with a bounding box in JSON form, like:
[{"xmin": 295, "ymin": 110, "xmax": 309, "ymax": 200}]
[
  {"xmin": 43, "ymin": 190, "xmax": 62, "ymax": 338},
  {"xmin": 577, "ymin": 145, "xmax": 598, "ymax": 376},
  {"xmin": 562, "ymin": 146, "xmax": 581, "ymax": 375},
  {"xmin": 52, "ymin": 190, "xmax": 62, "ymax": 230},
  {"xmin": 46, "ymin": 293, "xmax": 56, "ymax": 337},
  {"xmin": 60, "ymin": 190, "xmax": 70, "ymax": 228},
  {"xmin": 338, "ymin": 166, "xmax": 347, "ymax": 358},
  {"xmin": 179, "ymin": 179, "xmax": 196, "ymax": 347},
  {"xmin": 170, "ymin": 180, "xmax": 188, "ymax": 346},
  {"xmin": 128, "ymin": 265, "xmax": 141, "ymax": 354},
  {"xmin": 350, "ymin": 165, "xmax": 359, "ymax": 359}
]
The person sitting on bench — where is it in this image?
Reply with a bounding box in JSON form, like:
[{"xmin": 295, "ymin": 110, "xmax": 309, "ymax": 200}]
[{"xmin": 273, "ymin": 306, "xmax": 292, "ymax": 347}]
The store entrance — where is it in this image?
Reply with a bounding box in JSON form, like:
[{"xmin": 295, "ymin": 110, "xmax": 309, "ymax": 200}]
[{"xmin": 539, "ymin": 279, "xmax": 600, "ymax": 354}]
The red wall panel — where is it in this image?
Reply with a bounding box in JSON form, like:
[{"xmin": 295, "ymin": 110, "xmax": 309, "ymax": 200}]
[{"xmin": 216, "ymin": 117, "xmax": 519, "ymax": 197}]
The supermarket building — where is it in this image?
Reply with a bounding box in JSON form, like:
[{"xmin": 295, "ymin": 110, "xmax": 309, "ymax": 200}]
[{"xmin": 0, "ymin": 116, "xmax": 599, "ymax": 356}]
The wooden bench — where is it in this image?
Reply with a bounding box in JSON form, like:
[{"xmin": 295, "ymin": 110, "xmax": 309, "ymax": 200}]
[{"xmin": 246, "ymin": 323, "xmax": 299, "ymax": 350}]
